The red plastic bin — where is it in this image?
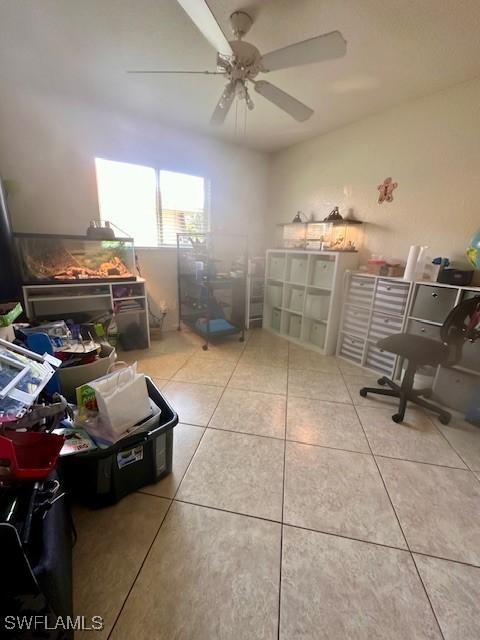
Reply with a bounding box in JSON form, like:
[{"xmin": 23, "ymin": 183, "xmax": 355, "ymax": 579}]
[{"xmin": 0, "ymin": 431, "xmax": 64, "ymax": 481}]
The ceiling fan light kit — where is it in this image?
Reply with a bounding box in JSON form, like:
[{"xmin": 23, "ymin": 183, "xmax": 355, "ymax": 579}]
[{"xmin": 127, "ymin": 1, "xmax": 347, "ymax": 126}]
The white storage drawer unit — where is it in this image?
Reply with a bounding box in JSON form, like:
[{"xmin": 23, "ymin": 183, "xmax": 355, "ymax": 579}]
[
  {"xmin": 369, "ymin": 312, "xmax": 403, "ymax": 342},
  {"xmin": 263, "ymin": 250, "xmax": 358, "ymax": 354},
  {"xmin": 342, "ymin": 305, "xmax": 370, "ymax": 337},
  {"xmin": 365, "ymin": 342, "xmax": 396, "ymax": 376},
  {"xmin": 337, "ymin": 273, "xmax": 412, "ymax": 377},
  {"xmin": 339, "ymin": 333, "xmax": 364, "ymax": 364},
  {"xmin": 346, "ymin": 275, "xmax": 375, "ymax": 308},
  {"xmin": 374, "ymin": 279, "xmax": 410, "ymax": 315}
]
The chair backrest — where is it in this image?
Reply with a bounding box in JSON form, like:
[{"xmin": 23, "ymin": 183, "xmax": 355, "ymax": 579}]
[{"xmin": 441, "ymin": 295, "xmax": 480, "ymax": 364}]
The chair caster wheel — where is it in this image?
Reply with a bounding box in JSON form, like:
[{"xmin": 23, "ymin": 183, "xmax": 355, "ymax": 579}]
[
  {"xmin": 377, "ymin": 377, "xmax": 387, "ymax": 386},
  {"xmin": 392, "ymin": 413, "xmax": 404, "ymax": 423},
  {"xmin": 202, "ymin": 345, "xmax": 208, "ymax": 351},
  {"xmin": 439, "ymin": 413, "xmax": 451, "ymax": 425},
  {"xmin": 359, "ymin": 388, "xmax": 368, "ymax": 398}
]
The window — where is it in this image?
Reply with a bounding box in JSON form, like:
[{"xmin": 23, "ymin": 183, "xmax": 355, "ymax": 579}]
[{"xmin": 95, "ymin": 158, "xmax": 208, "ymax": 247}]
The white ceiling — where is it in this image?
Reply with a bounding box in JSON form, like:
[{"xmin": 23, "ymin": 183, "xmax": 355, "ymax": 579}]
[{"xmin": 1, "ymin": 0, "xmax": 480, "ymax": 152}]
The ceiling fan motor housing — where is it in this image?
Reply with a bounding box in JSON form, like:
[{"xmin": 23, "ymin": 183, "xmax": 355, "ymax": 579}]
[
  {"xmin": 229, "ymin": 41, "xmax": 262, "ymax": 80},
  {"xmin": 229, "ymin": 11, "xmax": 253, "ymax": 39}
]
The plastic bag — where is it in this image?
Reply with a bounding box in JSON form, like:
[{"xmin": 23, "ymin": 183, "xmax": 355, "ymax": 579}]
[{"xmin": 87, "ymin": 363, "xmax": 152, "ymax": 442}]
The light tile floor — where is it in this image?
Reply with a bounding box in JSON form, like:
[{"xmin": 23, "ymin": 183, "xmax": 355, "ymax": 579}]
[{"xmin": 74, "ymin": 329, "xmax": 480, "ymax": 640}]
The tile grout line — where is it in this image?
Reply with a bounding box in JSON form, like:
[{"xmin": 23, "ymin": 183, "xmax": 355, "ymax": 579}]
[
  {"xmin": 423, "ymin": 410, "xmax": 478, "ymax": 474},
  {"xmin": 166, "ymin": 496, "xmax": 480, "ymax": 570},
  {"xmin": 277, "ymin": 339, "xmax": 289, "ymax": 640},
  {"xmin": 372, "ymin": 452, "xmax": 469, "ymax": 471},
  {"xmin": 343, "ymin": 367, "xmax": 478, "ymax": 474},
  {"xmin": 338, "ymin": 366, "xmax": 447, "ymax": 640},
  {"xmin": 176, "ymin": 412, "xmax": 476, "ymax": 472},
  {"xmin": 204, "ymin": 422, "xmax": 473, "ymax": 471},
  {"xmin": 106, "ymin": 496, "xmax": 175, "ymax": 640},
  {"xmin": 107, "ymin": 333, "xmax": 252, "ymax": 638},
  {"xmin": 171, "ymin": 331, "xmax": 251, "ymax": 502}
]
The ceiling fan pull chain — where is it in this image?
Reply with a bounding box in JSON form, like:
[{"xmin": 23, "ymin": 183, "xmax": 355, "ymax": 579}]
[
  {"xmin": 243, "ymin": 99, "xmax": 247, "ymax": 138},
  {"xmin": 234, "ymin": 98, "xmax": 238, "ymax": 137}
]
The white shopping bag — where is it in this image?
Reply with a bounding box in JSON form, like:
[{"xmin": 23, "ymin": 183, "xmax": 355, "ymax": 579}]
[{"xmin": 89, "ymin": 363, "xmax": 152, "ymax": 439}]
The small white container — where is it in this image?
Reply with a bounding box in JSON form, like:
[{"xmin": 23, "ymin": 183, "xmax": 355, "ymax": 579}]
[
  {"xmin": 305, "ymin": 293, "xmax": 329, "ymax": 321},
  {"xmin": 313, "ymin": 259, "xmax": 335, "ymax": 288},
  {"xmin": 289, "ymin": 315, "xmax": 302, "ymax": 338},
  {"xmin": 290, "ymin": 258, "xmax": 308, "ymax": 284},
  {"xmin": 289, "ymin": 287, "xmax": 304, "ymax": 312},
  {"xmin": 310, "ymin": 321, "xmax": 326, "ymax": 348},
  {"xmin": 269, "ymin": 256, "xmax": 286, "ymax": 280},
  {"xmin": 267, "ymin": 284, "xmax": 283, "ymax": 307},
  {"xmin": 272, "ymin": 308, "xmax": 282, "ymax": 332}
]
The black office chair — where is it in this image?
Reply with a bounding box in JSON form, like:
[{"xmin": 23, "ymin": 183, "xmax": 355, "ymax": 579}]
[{"xmin": 360, "ymin": 295, "xmax": 480, "ymax": 425}]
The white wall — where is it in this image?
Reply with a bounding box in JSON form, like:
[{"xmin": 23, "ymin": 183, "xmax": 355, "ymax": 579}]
[
  {"xmin": 3, "ymin": 76, "xmax": 480, "ymax": 327},
  {"xmin": 269, "ymin": 78, "xmax": 480, "ymax": 268},
  {"xmin": 0, "ymin": 86, "xmax": 269, "ymax": 328}
]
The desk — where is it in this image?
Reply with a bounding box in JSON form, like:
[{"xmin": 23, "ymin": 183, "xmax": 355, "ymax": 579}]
[{"xmin": 22, "ymin": 278, "xmax": 150, "ymax": 348}]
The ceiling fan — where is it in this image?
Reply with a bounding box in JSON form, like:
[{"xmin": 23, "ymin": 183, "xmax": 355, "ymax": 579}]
[{"xmin": 127, "ymin": 0, "xmax": 347, "ymax": 125}]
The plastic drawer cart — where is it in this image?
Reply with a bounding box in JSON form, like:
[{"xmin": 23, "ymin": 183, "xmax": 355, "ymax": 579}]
[{"xmin": 60, "ymin": 378, "xmax": 178, "ymax": 508}]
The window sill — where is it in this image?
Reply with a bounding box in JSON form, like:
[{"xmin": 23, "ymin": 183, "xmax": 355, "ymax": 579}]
[{"xmin": 135, "ymin": 245, "xmax": 178, "ymax": 250}]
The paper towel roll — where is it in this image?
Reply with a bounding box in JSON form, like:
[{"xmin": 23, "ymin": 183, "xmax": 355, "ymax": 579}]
[
  {"xmin": 415, "ymin": 246, "xmax": 429, "ymax": 280},
  {"xmin": 404, "ymin": 245, "xmax": 420, "ymax": 281}
]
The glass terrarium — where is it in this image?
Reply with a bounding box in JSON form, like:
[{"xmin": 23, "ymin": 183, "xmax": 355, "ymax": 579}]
[
  {"xmin": 306, "ymin": 220, "xmax": 363, "ymax": 252},
  {"xmin": 13, "ymin": 233, "xmax": 136, "ymax": 284},
  {"xmin": 281, "ymin": 222, "xmax": 307, "ymax": 249}
]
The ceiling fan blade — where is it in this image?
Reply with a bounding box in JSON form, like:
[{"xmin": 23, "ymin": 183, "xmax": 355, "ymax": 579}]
[
  {"xmin": 254, "ymin": 80, "xmax": 313, "ymax": 122},
  {"xmin": 177, "ymin": 0, "xmax": 233, "ymax": 56},
  {"xmin": 210, "ymin": 81, "xmax": 235, "ymax": 125},
  {"xmin": 260, "ymin": 31, "xmax": 346, "ymax": 71},
  {"xmin": 127, "ymin": 70, "xmax": 223, "ymax": 75}
]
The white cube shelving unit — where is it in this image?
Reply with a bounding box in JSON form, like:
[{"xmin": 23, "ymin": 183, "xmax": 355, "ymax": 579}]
[{"xmin": 263, "ymin": 249, "xmax": 358, "ymax": 354}]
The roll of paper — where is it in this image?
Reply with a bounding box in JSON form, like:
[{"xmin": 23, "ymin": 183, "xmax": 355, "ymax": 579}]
[
  {"xmin": 415, "ymin": 246, "xmax": 429, "ymax": 280},
  {"xmin": 404, "ymin": 245, "xmax": 420, "ymax": 281}
]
